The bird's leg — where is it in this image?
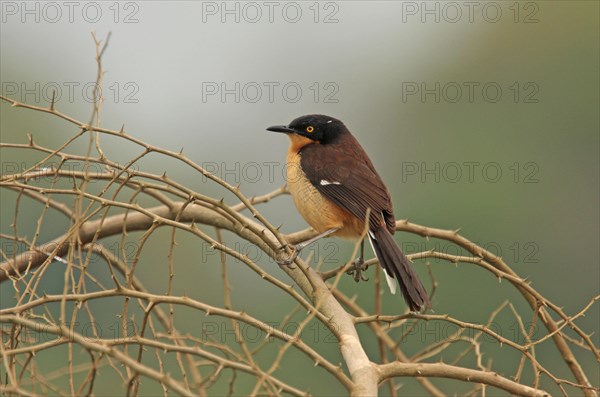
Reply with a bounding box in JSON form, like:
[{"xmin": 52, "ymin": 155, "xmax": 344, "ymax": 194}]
[
  {"xmin": 347, "ymin": 239, "xmax": 368, "ymax": 282},
  {"xmin": 277, "ymin": 228, "xmax": 339, "ymax": 266}
]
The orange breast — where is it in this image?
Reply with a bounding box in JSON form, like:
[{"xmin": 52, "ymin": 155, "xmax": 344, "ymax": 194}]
[{"xmin": 286, "ymin": 137, "xmax": 364, "ymax": 240}]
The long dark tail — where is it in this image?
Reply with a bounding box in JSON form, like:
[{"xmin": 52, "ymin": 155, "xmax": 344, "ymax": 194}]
[{"xmin": 369, "ymin": 228, "xmax": 430, "ymax": 311}]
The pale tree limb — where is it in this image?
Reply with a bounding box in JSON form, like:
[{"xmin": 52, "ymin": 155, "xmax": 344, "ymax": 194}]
[{"xmin": 378, "ymin": 361, "xmax": 550, "ymax": 397}]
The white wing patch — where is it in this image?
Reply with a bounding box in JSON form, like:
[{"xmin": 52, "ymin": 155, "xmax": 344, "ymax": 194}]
[
  {"xmin": 368, "ymin": 232, "xmax": 397, "ymax": 295},
  {"xmin": 320, "ymin": 179, "xmax": 341, "ymax": 186}
]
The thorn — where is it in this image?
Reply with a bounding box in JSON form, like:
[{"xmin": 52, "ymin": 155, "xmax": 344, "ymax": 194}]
[
  {"xmin": 453, "ymin": 228, "xmax": 461, "ymax": 235},
  {"xmin": 179, "ymin": 147, "xmax": 184, "ymax": 155},
  {"xmin": 275, "ymin": 224, "xmax": 283, "ymax": 231},
  {"xmin": 119, "ymin": 124, "xmax": 125, "ymax": 134},
  {"xmin": 49, "ymin": 89, "xmax": 56, "ymax": 111},
  {"xmin": 161, "ymin": 172, "xmax": 167, "ymax": 179},
  {"xmin": 27, "ymin": 133, "xmax": 34, "ymax": 146}
]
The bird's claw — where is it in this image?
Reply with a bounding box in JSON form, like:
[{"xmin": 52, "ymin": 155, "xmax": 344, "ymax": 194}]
[
  {"xmin": 277, "ymin": 245, "xmax": 298, "ymax": 267},
  {"xmin": 347, "ymin": 258, "xmax": 368, "ymax": 282}
]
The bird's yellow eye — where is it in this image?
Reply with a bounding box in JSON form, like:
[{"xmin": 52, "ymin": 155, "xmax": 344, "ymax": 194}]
[{"xmin": 306, "ymin": 126, "xmax": 314, "ymax": 133}]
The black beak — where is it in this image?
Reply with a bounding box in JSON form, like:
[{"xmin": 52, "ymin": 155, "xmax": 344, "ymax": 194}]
[{"xmin": 267, "ymin": 125, "xmax": 296, "ymax": 134}]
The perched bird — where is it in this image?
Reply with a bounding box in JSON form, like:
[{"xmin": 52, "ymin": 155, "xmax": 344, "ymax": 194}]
[{"xmin": 267, "ymin": 114, "xmax": 430, "ymax": 311}]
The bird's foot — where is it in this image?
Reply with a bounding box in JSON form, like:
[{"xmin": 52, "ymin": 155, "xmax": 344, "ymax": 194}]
[
  {"xmin": 346, "ymin": 257, "xmax": 368, "ymax": 282},
  {"xmin": 276, "ymin": 245, "xmax": 298, "ymax": 267}
]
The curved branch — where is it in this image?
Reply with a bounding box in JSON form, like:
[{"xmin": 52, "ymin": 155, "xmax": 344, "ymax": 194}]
[
  {"xmin": 378, "ymin": 361, "xmax": 549, "ymax": 397},
  {"xmin": 394, "ymin": 220, "xmax": 598, "ymax": 395}
]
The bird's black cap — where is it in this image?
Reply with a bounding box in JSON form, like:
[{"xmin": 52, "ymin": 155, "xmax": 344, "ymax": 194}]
[{"xmin": 267, "ymin": 114, "xmax": 346, "ymax": 143}]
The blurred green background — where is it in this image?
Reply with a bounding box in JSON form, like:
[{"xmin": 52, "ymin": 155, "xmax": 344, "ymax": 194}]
[{"xmin": 1, "ymin": 1, "xmax": 598, "ymax": 396}]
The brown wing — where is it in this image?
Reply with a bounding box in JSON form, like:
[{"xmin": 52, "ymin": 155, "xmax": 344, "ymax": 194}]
[{"xmin": 299, "ymin": 135, "xmax": 396, "ymax": 233}]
